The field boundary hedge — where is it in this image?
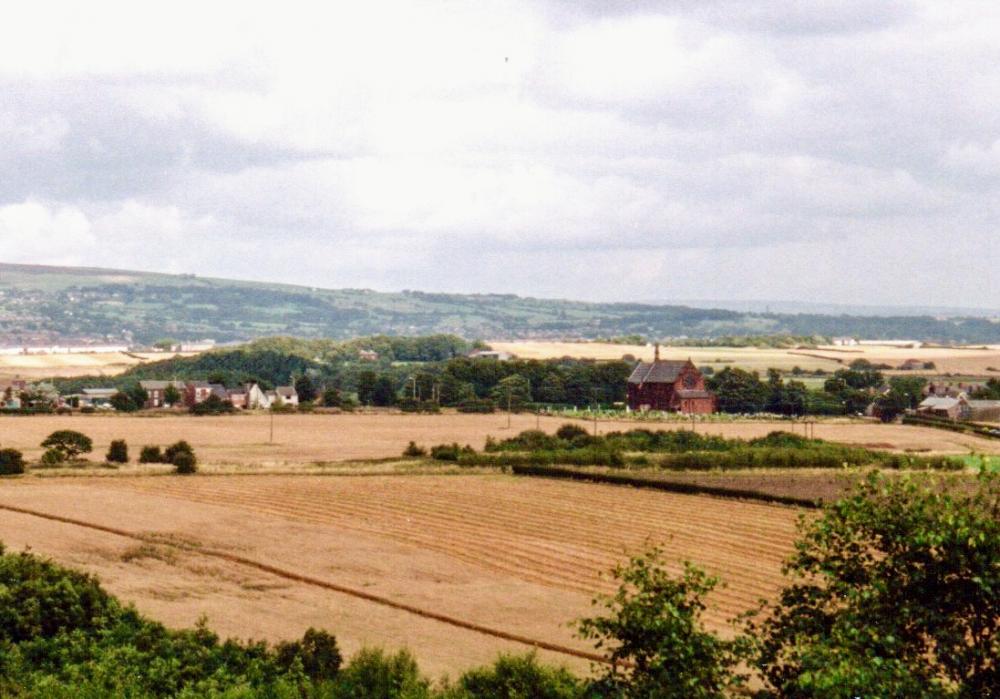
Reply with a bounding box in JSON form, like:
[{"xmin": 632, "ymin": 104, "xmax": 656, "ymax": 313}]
[
  {"xmin": 509, "ymin": 464, "xmax": 821, "ymax": 509},
  {"xmin": 902, "ymin": 414, "xmax": 1000, "ymax": 440}
]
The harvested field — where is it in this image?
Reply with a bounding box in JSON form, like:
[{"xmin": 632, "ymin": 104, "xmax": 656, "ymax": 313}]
[
  {"xmin": 0, "ymin": 474, "xmax": 801, "ymax": 675},
  {"xmin": 0, "ymin": 351, "xmax": 196, "ymax": 379},
  {"xmin": 488, "ymin": 340, "xmax": 1000, "ymax": 376},
  {"xmin": 0, "ymin": 414, "xmax": 996, "ymax": 471}
]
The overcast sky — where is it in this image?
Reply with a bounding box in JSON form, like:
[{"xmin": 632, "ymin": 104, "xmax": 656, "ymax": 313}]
[{"xmin": 1, "ymin": 1, "xmax": 998, "ymax": 309}]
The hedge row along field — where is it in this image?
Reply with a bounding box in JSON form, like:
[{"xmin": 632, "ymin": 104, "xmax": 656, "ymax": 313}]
[{"xmin": 425, "ymin": 426, "xmax": 966, "ymax": 471}]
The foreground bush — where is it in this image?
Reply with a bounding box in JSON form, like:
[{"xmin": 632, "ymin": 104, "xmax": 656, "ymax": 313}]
[
  {"xmin": 749, "ymin": 471, "xmax": 1000, "ymax": 696},
  {"xmin": 578, "ymin": 549, "xmax": 748, "ymax": 697},
  {"xmin": 0, "ymin": 448, "xmax": 25, "ymax": 475}
]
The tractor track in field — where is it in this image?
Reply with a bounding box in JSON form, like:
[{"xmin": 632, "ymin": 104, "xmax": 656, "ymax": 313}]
[
  {"xmin": 92, "ymin": 476, "xmax": 798, "ymax": 619},
  {"xmin": 0, "ymin": 501, "xmax": 613, "ymax": 665}
]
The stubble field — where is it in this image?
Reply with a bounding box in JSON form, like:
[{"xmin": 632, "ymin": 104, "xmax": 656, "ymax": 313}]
[
  {"xmin": 0, "ymin": 351, "xmax": 196, "ymax": 379},
  {"xmin": 488, "ymin": 340, "xmax": 1000, "ymax": 376},
  {"xmin": 0, "ymin": 473, "xmax": 801, "ymax": 675},
  {"xmin": 1, "ymin": 413, "xmax": 996, "ymax": 469}
]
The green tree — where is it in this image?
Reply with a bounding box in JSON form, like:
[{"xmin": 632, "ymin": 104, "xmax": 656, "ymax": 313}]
[
  {"xmin": 578, "ymin": 547, "xmax": 747, "ymax": 697},
  {"xmin": 110, "ymin": 391, "xmax": 138, "ymax": 413},
  {"xmin": 872, "ymin": 390, "xmax": 909, "ymax": 422},
  {"xmin": 751, "ymin": 471, "xmax": 1000, "ymax": 697},
  {"xmin": 40, "ymin": 430, "xmax": 93, "ymax": 461},
  {"xmin": 372, "ymin": 375, "xmax": 397, "ymax": 407},
  {"xmin": 163, "ymin": 384, "xmax": 183, "ymax": 406},
  {"xmin": 357, "ymin": 370, "xmax": 378, "ymax": 406},
  {"xmin": 322, "ymin": 386, "xmax": 342, "ymax": 407},
  {"xmin": 707, "ymin": 367, "xmax": 768, "ymax": 413},
  {"xmin": 536, "ymin": 372, "xmax": 567, "ymax": 404},
  {"xmin": 294, "ymin": 374, "xmax": 317, "ymax": 403},
  {"xmin": 490, "ymin": 374, "xmax": 532, "ymax": 411},
  {"xmin": 888, "ymin": 375, "xmax": 928, "ymax": 408}
]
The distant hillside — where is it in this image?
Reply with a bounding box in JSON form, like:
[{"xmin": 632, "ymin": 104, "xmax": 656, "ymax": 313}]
[{"xmin": 1, "ymin": 262, "xmax": 999, "ymax": 344}]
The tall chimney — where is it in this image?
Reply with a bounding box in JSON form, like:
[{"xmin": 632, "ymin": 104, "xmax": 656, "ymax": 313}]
[{"xmin": 654, "ymin": 343, "xmax": 660, "ymax": 362}]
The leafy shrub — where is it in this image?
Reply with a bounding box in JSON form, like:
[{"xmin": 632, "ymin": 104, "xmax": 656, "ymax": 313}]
[
  {"xmin": 139, "ymin": 445, "xmax": 163, "ymax": 463},
  {"xmin": 106, "ymin": 440, "xmax": 129, "ymax": 464},
  {"xmin": 578, "ymin": 547, "xmax": 748, "ymax": 696},
  {"xmin": 40, "ymin": 430, "xmax": 93, "ymax": 460},
  {"xmin": 80, "ymin": 405, "xmax": 96, "ymax": 414},
  {"xmin": 275, "ymin": 627, "xmax": 342, "ymax": 681},
  {"xmin": 171, "ymin": 451, "xmax": 197, "ymax": 475},
  {"xmin": 0, "ymin": 542, "xmax": 345, "ymax": 695},
  {"xmin": 555, "ymin": 424, "xmax": 590, "ymax": 441},
  {"xmin": 451, "ymin": 653, "xmax": 583, "ymax": 698},
  {"xmin": 333, "ymin": 647, "xmax": 431, "ymax": 698},
  {"xmin": 429, "ymin": 443, "xmax": 477, "ymax": 462},
  {"xmin": 403, "ymin": 441, "xmax": 427, "ymax": 457},
  {"xmin": 164, "ymin": 440, "xmax": 194, "ymax": 463},
  {"xmin": 189, "ymin": 394, "xmax": 236, "ymax": 415},
  {"xmin": 0, "ymin": 448, "xmax": 25, "ymax": 475},
  {"xmin": 750, "ymin": 472, "xmax": 1000, "ymax": 696},
  {"xmin": 40, "ymin": 448, "xmax": 65, "ymax": 467},
  {"xmin": 431, "ymin": 443, "xmax": 463, "ymax": 461},
  {"xmin": 457, "ymin": 398, "xmax": 496, "ymax": 413}
]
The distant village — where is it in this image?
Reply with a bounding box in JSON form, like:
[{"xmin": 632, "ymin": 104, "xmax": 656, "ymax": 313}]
[{"xmin": 0, "ymin": 378, "xmax": 300, "ymax": 413}]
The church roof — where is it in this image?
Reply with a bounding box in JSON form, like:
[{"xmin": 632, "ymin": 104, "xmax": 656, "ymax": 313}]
[{"xmin": 627, "ymin": 360, "xmax": 690, "ymax": 385}]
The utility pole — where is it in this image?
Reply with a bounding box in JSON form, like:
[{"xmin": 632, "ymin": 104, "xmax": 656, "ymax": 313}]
[
  {"xmin": 269, "ymin": 409, "xmax": 274, "ymax": 444},
  {"xmin": 506, "ymin": 386, "xmax": 512, "ymax": 430}
]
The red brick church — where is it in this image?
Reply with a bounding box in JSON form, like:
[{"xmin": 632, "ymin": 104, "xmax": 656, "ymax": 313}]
[{"xmin": 626, "ymin": 347, "xmax": 716, "ymax": 414}]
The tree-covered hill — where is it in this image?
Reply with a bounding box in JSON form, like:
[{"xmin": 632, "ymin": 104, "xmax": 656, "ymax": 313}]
[{"xmin": 2, "ymin": 262, "xmax": 998, "ymax": 344}]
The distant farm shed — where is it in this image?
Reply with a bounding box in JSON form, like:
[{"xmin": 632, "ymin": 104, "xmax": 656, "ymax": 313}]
[{"xmin": 627, "ymin": 348, "xmax": 715, "ymax": 414}]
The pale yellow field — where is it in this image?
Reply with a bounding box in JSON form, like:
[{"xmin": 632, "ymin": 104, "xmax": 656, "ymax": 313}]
[
  {"xmin": 489, "ymin": 341, "xmax": 1000, "ymax": 376},
  {"xmin": 1, "ymin": 413, "xmax": 997, "ymax": 469},
  {"xmin": 0, "ymin": 351, "xmax": 196, "ymax": 379},
  {"xmin": 0, "ymin": 474, "xmax": 800, "ymax": 675}
]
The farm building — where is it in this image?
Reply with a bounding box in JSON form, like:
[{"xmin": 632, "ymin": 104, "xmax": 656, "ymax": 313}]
[
  {"xmin": 965, "ymin": 400, "xmax": 1000, "ymax": 422},
  {"xmin": 917, "ymin": 396, "xmax": 964, "ymax": 420},
  {"xmin": 627, "ymin": 349, "xmax": 715, "ymax": 413}
]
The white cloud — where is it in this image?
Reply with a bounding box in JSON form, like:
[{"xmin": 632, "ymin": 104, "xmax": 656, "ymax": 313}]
[
  {"xmin": 0, "ymin": 201, "xmax": 94, "ymax": 264},
  {"xmin": 0, "ymin": 1, "xmax": 998, "ymax": 308}
]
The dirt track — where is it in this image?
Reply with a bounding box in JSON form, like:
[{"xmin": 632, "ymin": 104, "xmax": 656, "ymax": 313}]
[{"xmin": 0, "ymin": 474, "xmax": 801, "ymax": 675}]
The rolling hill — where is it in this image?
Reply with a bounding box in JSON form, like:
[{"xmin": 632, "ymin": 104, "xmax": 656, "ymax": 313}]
[{"xmin": 1, "ymin": 262, "xmax": 998, "ymax": 345}]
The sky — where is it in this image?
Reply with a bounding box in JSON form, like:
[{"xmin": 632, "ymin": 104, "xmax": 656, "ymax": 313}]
[{"xmin": 0, "ymin": 0, "xmax": 998, "ymax": 309}]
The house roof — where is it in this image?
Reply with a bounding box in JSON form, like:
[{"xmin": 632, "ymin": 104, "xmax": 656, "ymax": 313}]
[
  {"xmin": 918, "ymin": 396, "xmax": 961, "ymax": 409},
  {"xmin": 627, "ymin": 360, "xmax": 691, "ymax": 385},
  {"xmin": 208, "ymin": 384, "xmax": 228, "ymax": 399},
  {"xmin": 276, "ymin": 386, "xmax": 297, "ymax": 398},
  {"xmin": 82, "ymin": 388, "xmax": 117, "ymax": 397},
  {"xmin": 139, "ymin": 380, "xmax": 185, "ymax": 390},
  {"xmin": 966, "ymin": 400, "xmax": 1000, "ymax": 408}
]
